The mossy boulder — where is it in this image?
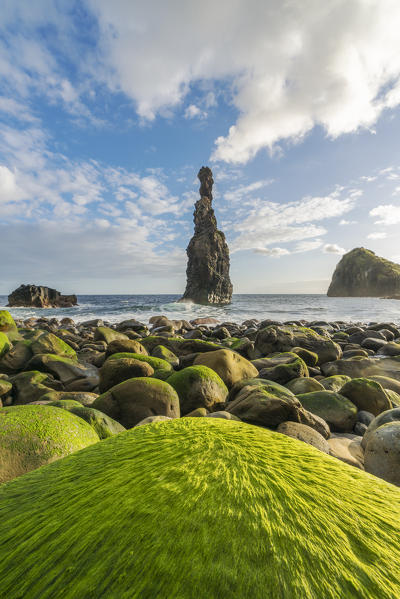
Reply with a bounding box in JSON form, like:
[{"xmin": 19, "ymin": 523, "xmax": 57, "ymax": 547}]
[
  {"xmin": 0, "ymin": 340, "xmax": 32, "ymax": 373},
  {"xmin": 290, "ymin": 347, "xmax": 318, "ymax": 367},
  {"xmin": 166, "ymin": 366, "xmax": 228, "ymax": 414},
  {"xmin": 297, "ymin": 391, "xmax": 357, "ymax": 432},
  {"xmin": 47, "ymin": 399, "xmax": 83, "ymax": 409},
  {"xmin": 0, "ymin": 380, "xmax": 12, "ymax": 401},
  {"xmin": 151, "ymin": 345, "xmax": 179, "ymax": 367},
  {"xmin": 31, "ymin": 332, "xmax": 77, "ymax": 360},
  {"xmin": 107, "ymin": 352, "xmax": 173, "ymax": 377},
  {"xmin": 368, "ymin": 375, "xmax": 400, "ymax": 395},
  {"xmin": 193, "ymin": 349, "xmax": 258, "ymax": 388},
  {"xmin": 68, "ymin": 406, "xmax": 125, "ymax": 439},
  {"xmin": 0, "ymin": 405, "xmax": 99, "ymax": 483},
  {"xmin": 257, "ymin": 352, "xmax": 309, "ymax": 385},
  {"xmin": 9, "ymin": 371, "xmax": 61, "ymax": 405},
  {"xmin": 105, "ymin": 339, "xmax": 148, "ymax": 357},
  {"xmin": 227, "ymin": 378, "xmax": 294, "ymax": 403},
  {"xmin": 27, "ymin": 354, "xmax": 99, "ymax": 387},
  {"xmin": 286, "ymin": 377, "xmax": 325, "ymax": 395},
  {"xmin": 0, "ymin": 332, "xmax": 10, "ymax": 359},
  {"xmin": 320, "ymin": 375, "xmax": 351, "ymax": 392},
  {"xmin": 1, "ymin": 419, "xmax": 400, "ymax": 598},
  {"xmin": 92, "ymin": 377, "xmax": 180, "ymax": 428},
  {"xmin": 321, "ymin": 357, "xmax": 400, "ymax": 380},
  {"xmin": 254, "ymin": 325, "xmax": 341, "ymax": 364},
  {"xmin": 94, "ymin": 327, "xmax": 129, "ymax": 344},
  {"xmin": 0, "ymin": 310, "xmax": 19, "ymax": 342},
  {"xmin": 340, "ymin": 378, "xmax": 392, "ymax": 416},
  {"xmin": 99, "ymin": 358, "xmax": 154, "ymax": 393}
]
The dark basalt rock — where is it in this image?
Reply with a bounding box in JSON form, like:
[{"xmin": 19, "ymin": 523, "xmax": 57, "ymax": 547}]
[
  {"xmin": 8, "ymin": 284, "xmax": 77, "ymax": 308},
  {"xmin": 327, "ymin": 248, "xmax": 400, "ymax": 297},
  {"xmin": 180, "ymin": 167, "xmax": 232, "ymax": 305}
]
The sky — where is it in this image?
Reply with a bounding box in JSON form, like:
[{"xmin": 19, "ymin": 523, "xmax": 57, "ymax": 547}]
[{"xmin": 2, "ymin": 0, "xmax": 400, "ymax": 295}]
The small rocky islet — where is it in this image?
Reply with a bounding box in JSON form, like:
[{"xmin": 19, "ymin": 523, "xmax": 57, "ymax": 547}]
[{"xmin": 1, "ymin": 310, "xmax": 400, "ymax": 596}]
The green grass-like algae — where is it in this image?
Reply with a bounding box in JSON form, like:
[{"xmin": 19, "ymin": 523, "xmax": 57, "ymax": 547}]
[{"xmin": 0, "ymin": 418, "xmax": 400, "ymax": 598}]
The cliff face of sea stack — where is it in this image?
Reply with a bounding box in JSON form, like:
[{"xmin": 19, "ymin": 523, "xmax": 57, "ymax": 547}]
[
  {"xmin": 327, "ymin": 247, "xmax": 400, "ymax": 297},
  {"xmin": 8, "ymin": 284, "xmax": 77, "ymax": 308},
  {"xmin": 180, "ymin": 166, "xmax": 233, "ymax": 305}
]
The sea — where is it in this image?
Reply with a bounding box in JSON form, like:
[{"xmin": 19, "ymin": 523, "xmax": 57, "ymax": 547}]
[{"xmin": 1, "ymin": 294, "xmax": 399, "ymax": 326}]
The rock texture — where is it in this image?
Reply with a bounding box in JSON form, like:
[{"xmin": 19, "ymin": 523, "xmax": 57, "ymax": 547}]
[
  {"xmin": 180, "ymin": 167, "xmax": 232, "ymax": 305},
  {"xmin": 8, "ymin": 284, "xmax": 77, "ymax": 308},
  {"xmin": 327, "ymin": 248, "xmax": 400, "ymax": 297}
]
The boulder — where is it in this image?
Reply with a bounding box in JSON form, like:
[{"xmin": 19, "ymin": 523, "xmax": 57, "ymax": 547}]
[
  {"xmin": 94, "ymin": 327, "xmax": 129, "ymax": 344},
  {"xmin": 92, "ymin": 377, "xmax": 180, "ymax": 428},
  {"xmin": 297, "ymin": 391, "xmax": 357, "ymax": 432},
  {"xmin": 135, "ymin": 415, "xmax": 173, "ymax": 427},
  {"xmin": 0, "ymin": 310, "xmax": 19, "ymax": 341},
  {"xmin": 257, "ymin": 352, "xmax": 309, "ymax": 385},
  {"xmin": 99, "ymin": 358, "xmax": 154, "ymax": 393},
  {"xmin": 152, "ymin": 345, "xmax": 179, "ymax": 367},
  {"xmin": 68, "ymin": 406, "xmax": 125, "ymax": 439},
  {"xmin": 340, "ymin": 378, "xmax": 392, "ymax": 416},
  {"xmin": 166, "ymin": 366, "xmax": 228, "ymax": 415},
  {"xmin": 361, "ymin": 408, "xmax": 400, "ymax": 449},
  {"xmin": 106, "ymin": 352, "xmax": 173, "ymax": 377},
  {"xmin": 26, "ymin": 354, "xmax": 99, "ymax": 388},
  {"xmin": 364, "ymin": 422, "xmax": 400, "ymax": 485},
  {"xmin": 254, "ymin": 325, "xmax": 341, "ymax": 364},
  {"xmin": 0, "ymin": 341, "xmax": 32, "ymax": 373},
  {"xmin": 285, "ymin": 377, "xmax": 325, "ymax": 394},
  {"xmin": 0, "ymin": 332, "xmax": 10, "ymax": 359},
  {"xmin": 320, "ymin": 375, "xmax": 351, "ymax": 392},
  {"xmin": 31, "ymin": 332, "xmax": 77, "ymax": 360},
  {"xmin": 105, "ymin": 339, "xmax": 148, "ymax": 357},
  {"xmin": 38, "ymin": 391, "xmax": 98, "ymax": 406},
  {"xmin": 205, "ymin": 411, "xmax": 241, "ymax": 421},
  {"xmin": 10, "ymin": 370, "xmax": 62, "ymax": 404},
  {"xmin": 277, "ymin": 421, "xmax": 329, "ymax": 453},
  {"xmin": 0, "ymin": 405, "xmax": 99, "ymax": 482},
  {"xmin": 328, "ymin": 434, "xmax": 365, "ymax": 469},
  {"xmin": 1, "ymin": 419, "xmax": 400, "ymax": 598},
  {"xmin": 193, "ymin": 349, "xmax": 258, "ymax": 388},
  {"xmin": 7, "ymin": 284, "xmax": 77, "ymax": 308}
]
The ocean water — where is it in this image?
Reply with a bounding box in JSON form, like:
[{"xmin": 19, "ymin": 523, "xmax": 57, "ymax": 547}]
[{"xmin": 1, "ymin": 294, "xmax": 399, "ymax": 326}]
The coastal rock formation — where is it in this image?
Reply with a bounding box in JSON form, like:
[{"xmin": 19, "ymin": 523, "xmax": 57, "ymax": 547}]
[
  {"xmin": 327, "ymin": 247, "xmax": 400, "ymax": 297},
  {"xmin": 8, "ymin": 284, "xmax": 77, "ymax": 308},
  {"xmin": 180, "ymin": 166, "xmax": 232, "ymax": 305}
]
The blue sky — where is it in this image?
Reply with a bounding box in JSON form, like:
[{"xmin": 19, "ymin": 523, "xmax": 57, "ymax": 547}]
[{"xmin": 1, "ymin": 0, "xmax": 400, "ymax": 295}]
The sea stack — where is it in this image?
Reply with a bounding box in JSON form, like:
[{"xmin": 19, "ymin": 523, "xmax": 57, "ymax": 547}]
[
  {"xmin": 327, "ymin": 247, "xmax": 400, "ymax": 297},
  {"xmin": 180, "ymin": 166, "xmax": 232, "ymax": 305}
]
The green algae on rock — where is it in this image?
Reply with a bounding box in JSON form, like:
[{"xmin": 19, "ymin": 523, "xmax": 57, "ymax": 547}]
[
  {"xmin": 0, "ymin": 418, "xmax": 400, "ymax": 598},
  {"xmin": 0, "ymin": 405, "xmax": 99, "ymax": 483},
  {"xmin": 167, "ymin": 365, "xmax": 228, "ymax": 414}
]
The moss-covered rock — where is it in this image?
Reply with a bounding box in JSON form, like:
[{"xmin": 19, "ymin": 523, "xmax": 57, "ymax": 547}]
[
  {"xmin": 290, "ymin": 347, "xmax": 318, "ymax": 367},
  {"xmin": 0, "ymin": 310, "xmax": 19, "ymax": 341},
  {"xmin": 257, "ymin": 352, "xmax": 309, "ymax": 385},
  {"xmin": 340, "ymin": 378, "xmax": 392, "ymax": 416},
  {"xmin": 1, "ymin": 419, "xmax": 400, "ymax": 598},
  {"xmin": 0, "ymin": 332, "xmax": 10, "ymax": 359},
  {"xmin": 321, "ymin": 356, "xmax": 400, "ymax": 380},
  {"xmin": 193, "ymin": 349, "xmax": 258, "ymax": 388},
  {"xmin": 151, "ymin": 345, "xmax": 179, "ymax": 367},
  {"xmin": 320, "ymin": 375, "xmax": 351, "ymax": 393},
  {"xmin": 0, "ymin": 405, "xmax": 99, "ymax": 482},
  {"xmin": 227, "ymin": 378, "xmax": 294, "ymax": 403},
  {"xmin": 94, "ymin": 327, "xmax": 129, "ymax": 344},
  {"xmin": 105, "ymin": 338, "xmax": 148, "ymax": 357},
  {"xmin": 140, "ymin": 336, "xmax": 221, "ymax": 356},
  {"xmin": 92, "ymin": 377, "xmax": 180, "ymax": 428},
  {"xmin": 99, "ymin": 358, "xmax": 154, "ymax": 393},
  {"xmin": 297, "ymin": 391, "xmax": 357, "ymax": 432},
  {"xmin": 167, "ymin": 366, "xmax": 228, "ymax": 414},
  {"xmin": 38, "ymin": 391, "xmax": 98, "ymax": 406},
  {"xmin": 107, "ymin": 352, "xmax": 173, "ymax": 376},
  {"xmin": 0, "ymin": 340, "xmax": 32, "ymax": 373},
  {"xmin": 68, "ymin": 406, "xmax": 125, "ymax": 439},
  {"xmin": 47, "ymin": 399, "xmax": 83, "ymax": 409},
  {"xmin": 286, "ymin": 377, "xmax": 325, "ymax": 395},
  {"xmin": 27, "ymin": 354, "xmax": 99, "ymax": 387},
  {"xmin": 254, "ymin": 325, "xmax": 341, "ymax": 364},
  {"xmin": 9, "ymin": 371, "xmax": 61, "ymax": 405},
  {"xmin": 31, "ymin": 332, "xmax": 77, "ymax": 360}
]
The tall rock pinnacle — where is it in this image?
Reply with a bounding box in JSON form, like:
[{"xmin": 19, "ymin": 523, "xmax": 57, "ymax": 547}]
[{"xmin": 180, "ymin": 166, "xmax": 233, "ymax": 305}]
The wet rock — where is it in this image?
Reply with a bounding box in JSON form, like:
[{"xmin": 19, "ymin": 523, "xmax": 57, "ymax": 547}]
[{"xmin": 7, "ymin": 284, "xmax": 77, "ymax": 308}]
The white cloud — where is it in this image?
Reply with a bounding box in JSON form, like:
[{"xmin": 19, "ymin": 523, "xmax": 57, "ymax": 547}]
[
  {"xmin": 84, "ymin": 0, "xmax": 400, "ymax": 163},
  {"xmin": 184, "ymin": 104, "xmax": 207, "ymax": 119},
  {"xmin": 367, "ymin": 231, "xmax": 387, "ymax": 239},
  {"xmin": 323, "ymin": 243, "xmax": 346, "ymax": 254},
  {"xmin": 339, "ymin": 219, "xmax": 357, "ymax": 225},
  {"xmin": 293, "ymin": 239, "xmax": 323, "ymax": 253},
  {"xmin": 254, "ymin": 247, "xmax": 290, "ymax": 257},
  {"xmin": 370, "ymin": 204, "xmax": 400, "ymax": 225}
]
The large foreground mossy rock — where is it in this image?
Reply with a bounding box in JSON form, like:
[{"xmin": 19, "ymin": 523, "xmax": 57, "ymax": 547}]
[
  {"xmin": 0, "ymin": 419, "xmax": 400, "ymax": 598},
  {"xmin": 0, "ymin": 405, "xmax": 99, "ymax": 483}
]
